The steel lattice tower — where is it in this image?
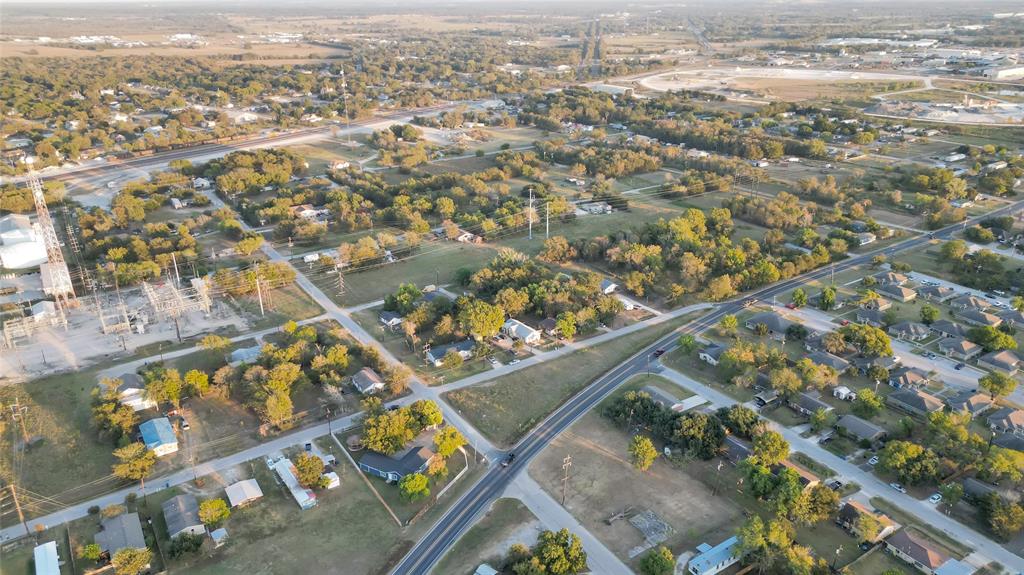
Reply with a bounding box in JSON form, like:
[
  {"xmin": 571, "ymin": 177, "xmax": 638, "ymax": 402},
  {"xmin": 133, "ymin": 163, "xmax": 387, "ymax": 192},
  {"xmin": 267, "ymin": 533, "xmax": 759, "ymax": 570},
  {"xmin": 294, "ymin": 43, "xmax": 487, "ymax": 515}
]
[{"xmin": 29, "ymin": 172, "xmax": 77, "ymax": 311}]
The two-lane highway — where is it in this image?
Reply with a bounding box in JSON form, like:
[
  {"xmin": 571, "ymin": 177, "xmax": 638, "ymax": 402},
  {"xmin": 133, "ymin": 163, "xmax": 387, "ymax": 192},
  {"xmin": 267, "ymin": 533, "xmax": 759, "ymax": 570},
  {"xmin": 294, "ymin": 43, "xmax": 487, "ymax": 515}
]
[{"xmin": 392, "ymin": 199, "xmax": 1024, "ymax": 575}]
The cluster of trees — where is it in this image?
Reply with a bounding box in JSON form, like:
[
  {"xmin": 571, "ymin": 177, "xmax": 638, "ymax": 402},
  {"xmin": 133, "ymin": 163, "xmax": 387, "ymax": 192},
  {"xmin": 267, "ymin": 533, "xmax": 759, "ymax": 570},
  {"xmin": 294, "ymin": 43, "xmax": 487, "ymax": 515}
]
[
  {"xmin": 604, "ymin": 389, "xmax": 728, "ymax": 460},
  {"xmin": 499, "ymin": 528, "xmax": 588, "ymax": 575},
  {"xmin": 938, "ymin": 240, "xmax": 1015, "ymax": 292},
  {"xmin": 203, "ymin": 149, "xmax": 305, "ymax": 198}
]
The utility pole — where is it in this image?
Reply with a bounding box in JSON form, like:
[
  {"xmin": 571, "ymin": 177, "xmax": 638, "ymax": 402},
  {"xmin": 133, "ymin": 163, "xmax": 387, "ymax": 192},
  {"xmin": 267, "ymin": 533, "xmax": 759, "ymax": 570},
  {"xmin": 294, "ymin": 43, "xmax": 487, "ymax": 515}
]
[
  {"xmin": 561, "ymin": 454, "xmax": 573, "ymax": 505},
  {"xmin": 171, "ymin": 252, "xmax": 181, "ymax": 288},
  {"xmin": 7, "ymin": 485, "xmax": 31, "ymax": 539},
  {"xmin": 545, "ymin": 202, "xmax": 550, "ymax": 239},
  {"xmin": 254, "ymin": 262, "xmax": 265, "ymax": 317},
  {"xmin": 528, "ymin": 187, "xmax": 534, "ymax": 240},
  {"xmin": 7, "ymin": 397, "xmax": 30, "ymax": 445}
]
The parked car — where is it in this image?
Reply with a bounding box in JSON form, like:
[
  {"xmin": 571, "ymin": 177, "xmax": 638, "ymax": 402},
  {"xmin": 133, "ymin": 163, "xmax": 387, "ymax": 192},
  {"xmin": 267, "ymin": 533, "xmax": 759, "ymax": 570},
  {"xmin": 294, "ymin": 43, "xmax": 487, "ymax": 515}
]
[
  {"xmin": 304, "ymin": 442, "xmax": 313, "ymax": 452},
  {"xmin": 840, "ymin": 319, "xmax": 850, "ymax": 326},
  {"xmin": 509, "ymin": 359, "xmax": 520, "ymax": 365},
  {"xmin": 785, "ymin": 303, "xmax": 798, "ymax": 309},
  {"xmin": 868, "ymin": 456, "xmax": 879, "ymax": 466},
  {"xmin": 180, "ymin": 418, "xmax": 190, "ymax": 431},
  {"xmin": 928, "ymin": 493, "xmax": 943, "ymax": 504},
  {"xmin": 955, "ymin": 363, "xmax": 965, "ymax": 370},
  {"xmin": 488, "ymin": 356, "xmax": 499, "ymax": 366},
  {"xmin": 889, "ymin": 483, "xmax": 906, "ymax": 494}
]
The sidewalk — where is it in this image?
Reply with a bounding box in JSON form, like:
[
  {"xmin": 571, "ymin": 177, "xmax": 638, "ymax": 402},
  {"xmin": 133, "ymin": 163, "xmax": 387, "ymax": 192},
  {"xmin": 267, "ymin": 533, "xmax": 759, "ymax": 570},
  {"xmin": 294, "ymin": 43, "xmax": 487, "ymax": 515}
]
[{"xmin": 505, "ymin": 473, "xmax": 633, "ymax": 575}]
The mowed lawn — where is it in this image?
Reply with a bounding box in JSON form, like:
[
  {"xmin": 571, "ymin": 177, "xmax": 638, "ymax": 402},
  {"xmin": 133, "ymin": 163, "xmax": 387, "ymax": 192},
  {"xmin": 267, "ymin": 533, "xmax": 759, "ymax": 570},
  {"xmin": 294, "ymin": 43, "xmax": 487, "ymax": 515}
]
[{"xmin": 443, "ymin": 315, "xmax": 695, "ymax": 447}]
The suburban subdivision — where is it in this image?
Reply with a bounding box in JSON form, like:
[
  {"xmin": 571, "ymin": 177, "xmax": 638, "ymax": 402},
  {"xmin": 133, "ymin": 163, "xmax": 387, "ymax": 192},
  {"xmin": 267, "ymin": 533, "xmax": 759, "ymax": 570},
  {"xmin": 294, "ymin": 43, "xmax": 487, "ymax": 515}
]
[{"xmin": 2, "ymin": 1, "xmax": 1024, "ymax": 575}]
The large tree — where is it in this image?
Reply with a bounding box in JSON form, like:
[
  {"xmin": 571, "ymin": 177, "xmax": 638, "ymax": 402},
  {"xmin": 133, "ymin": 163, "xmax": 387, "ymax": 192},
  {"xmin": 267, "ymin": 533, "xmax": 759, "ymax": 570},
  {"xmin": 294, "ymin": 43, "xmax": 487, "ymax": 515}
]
[
  {"xmin": 111, "ymin": 442, "xmax": 156, "ymax": 484},
  {"xmin": 458, "ymin": 298, "xmax": 505, "ymax": 340},
  {"xmin": 979, "ymin": 371, "xmax": 1018, "ymax": 401},
  {"xmin": 629, "ymin": 435, "xmax": 658, "ymax": 471},
  {"xmin": 752, "ymin": 430, "xmax": 789, "ymax": 467},
  {"xmin": 111, "ymin": 548, "xmax": 153, "ymax": 575},
  {"xmin": 294, "ymin": 452, "xmax": 327, "ymax": 489}
]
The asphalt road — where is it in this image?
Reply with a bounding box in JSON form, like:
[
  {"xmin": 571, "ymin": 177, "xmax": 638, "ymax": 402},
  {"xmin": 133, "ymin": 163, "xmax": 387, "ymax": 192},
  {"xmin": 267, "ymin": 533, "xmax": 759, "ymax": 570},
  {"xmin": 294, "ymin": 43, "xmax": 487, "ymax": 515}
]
[
  {"xmin": 392, "ymin": 199, "xmax": 1024, "ymax": 575},
  {"xmin": 18, "ymin": 103, "xmax": 456, "ymax": 186}
]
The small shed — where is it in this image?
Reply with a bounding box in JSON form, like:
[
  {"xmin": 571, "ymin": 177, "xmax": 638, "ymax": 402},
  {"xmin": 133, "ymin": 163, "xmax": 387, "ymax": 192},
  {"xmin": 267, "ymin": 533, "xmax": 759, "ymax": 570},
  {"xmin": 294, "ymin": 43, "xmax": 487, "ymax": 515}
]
[{"xmin": 210, "ymin": 527, "xmax": 229, "ymax": 548}]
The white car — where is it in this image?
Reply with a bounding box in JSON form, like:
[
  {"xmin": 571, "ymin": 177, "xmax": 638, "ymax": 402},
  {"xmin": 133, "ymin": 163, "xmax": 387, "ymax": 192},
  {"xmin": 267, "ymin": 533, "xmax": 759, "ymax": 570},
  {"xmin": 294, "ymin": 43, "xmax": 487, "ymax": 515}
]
[
  {"xmin": 928, "ymin": 493, "xmax": 942, "ymax": 504},
  {"xmin": 868, "ymin": 456, "xmax": 879, "ymax": 466},
  {"xmin": 889, "ymin": 482, "xmax": 906, "ymax": 494}
]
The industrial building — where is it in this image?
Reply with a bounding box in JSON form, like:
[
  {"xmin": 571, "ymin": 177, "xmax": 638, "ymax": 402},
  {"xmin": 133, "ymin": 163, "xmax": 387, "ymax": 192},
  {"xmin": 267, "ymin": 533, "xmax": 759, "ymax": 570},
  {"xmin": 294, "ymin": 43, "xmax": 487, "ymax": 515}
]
[{"xmin": 0, "ymin": 213, "xmax": 47, "ymax": 269}]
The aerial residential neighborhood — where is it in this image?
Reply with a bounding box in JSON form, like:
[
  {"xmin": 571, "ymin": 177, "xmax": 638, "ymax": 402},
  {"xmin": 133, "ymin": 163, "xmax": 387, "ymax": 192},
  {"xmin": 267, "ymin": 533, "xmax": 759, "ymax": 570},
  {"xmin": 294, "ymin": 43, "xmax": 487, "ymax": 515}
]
[{"xmin": 2, "ymin": 1, "xmax": 1024, "ymax": 574}]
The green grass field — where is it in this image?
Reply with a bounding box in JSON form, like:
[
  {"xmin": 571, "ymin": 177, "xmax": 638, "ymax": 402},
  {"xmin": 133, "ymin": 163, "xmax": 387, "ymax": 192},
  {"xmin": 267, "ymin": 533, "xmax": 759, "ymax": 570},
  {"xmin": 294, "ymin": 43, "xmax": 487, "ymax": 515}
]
[{"xmin": 443, "ymin": 315, "xmax": 698, "ymax": 447}]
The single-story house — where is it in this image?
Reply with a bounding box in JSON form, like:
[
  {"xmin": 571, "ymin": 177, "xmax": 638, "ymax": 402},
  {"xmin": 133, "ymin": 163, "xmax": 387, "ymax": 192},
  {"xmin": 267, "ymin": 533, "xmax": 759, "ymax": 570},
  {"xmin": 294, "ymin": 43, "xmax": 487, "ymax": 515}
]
[
  {"xmin": 753, "ymin": 388, "xmax": 780, "ymax": 407},
  {"xmin": 474, "ymin": 565, "xmax": 499, "ymax": 575},
  {"xmin": 744, "ymin": 311, "xmax": 794, "ymax": 340},
  {"xmin": 988, "ymin": 407, "xmax": 1024, "ymax": 436},
  {"xmin": 852, "ymin": 355, "xmax": 901, "ymax": 375},
  {"xmin": 359, "ymin": 446, "xmax": 436, "ymax": 483},
  {"xmin": 425, "ymin": 339, "xmax": 475, "ymax": 367},
  {"xmin": 788, "ymin": 392, "xmax": 834, "ymax": 416},
  {"xmin": 998, "ymin": 309, "xmax": 1024, "ymax": 327},
  {"xmin": 272, "ymin": 457, "xmax": 317, "ymax": 510},
  {"xmin": 946, "ymin": 391, "xmax": 993, "ymax": 417},
  {"xmin": 539, "ymin": 317, "xmax": 558, "ymax": 336},
  {"xmin": 140, "ymin": 417, "xmax": 178, "ymax": 456},
  {"xmin": 856, "ymin": 308, "xmax": 887, "ymax": 328},
  {"xmin": 885, "ymin": 529, "xmax": 956, "ymax": 575},
  {"xmin": 418, "ymin": 291, "xmax": 452, "ymax": 306},
  {"xmin": 993, "ymin": 433, "xmax": 1024, "ymax": 452},
  {"xmin": 833, "ymin": 386, "xmax": 857, "ymax": 401},
  {"xmin": 162, "ymin": 494, "xmax": 205, "ymax": 540},
  {"xmin": 861, "ymin": 297, "xmax": 893, "ymax": 311},
  {"xmin": 112, "ymin": 373, "xmax": 157, "ymax": 412},
  {"xmin": 836, "ymin": 414, "xmax": 887, "ymax": 443},
  {"xmin": 959, "ymin": 308, "xmax": 1002, "ymax": 328},
  {"xmin": 888, "ymin": 321, "xmax": 930, "ymax": 341},
  {"xmin": 807, "ymin": 349, "xmax": 850, "ymax": 372},
  {"xmin": 930, "ymin": 319, "xmax": 966, "ymax": 339},
  {"xmin": 877, "ymin": 284, "xmax": 917, "ymax": 303},
  {"xmin": 888, "ymin": 366, "xmax": 930, "ymax": 389},
  {"xmin": 723, "ymin": 436, "xmax": 753, "ymax": 464},
  {"xmin": 774, "ymin": 459, "xmax": 821, "ymax": 489},
  {"xmin": 837, "ymin": 501, "xmax": 896, "ymax": 543},
  {"xmin": 501, "ymin": 318, "xmax": 542, "ymax": 345},
  {"xmin": 95, "ymin": 513, "xmax": 147, "ymax": 556},
  {"xmin": 699, "ymin": 343, "xmax": 727, "ymax": 366},
  {"xmin": 379, "ymin": 311, "xmax": 404, "ymax": 330},
  {"xmin": 918, "ymin": 285, "xmax": 955, "ymax": 303},
  {"xmin": 33, "ymin": 541, "xmax": 60, "ymax": 575},
  {"xmin": 688, "ymin": 536, "xmax": 740, "ymax": 575},
  {"xmin": 225, "ymin": 478, "xmax": 263, "ymax": 508},
  {"xmin": 873, "ymin": 271, "xmax": 908, "ymax": 286},
  {"xmin": 978, "ymin": 350, "xmax": 1021, "ymax": 375},
  {"xmin": 950, "ymin": 295, "xmax": 990, "ymax": 312},
  {"xmin": 352, "ymin": 367, "xmax": 386, "ymax": 395},
  {"xmin": 643, "ymin": 385, "xmax": 685, "ymax": 412},
  {"xmin": 963, "ymin": 477, "xmax": 998, "ymax": 502},
  {"xmin": 887, "ymin": 388, "xmax": 944, "ymax": 416},
  {"xmin": 600, "ymin": 278, "xmax": 618, "ymax": 294},
  {"xmin": 937, "ymin": 337, "xmax": 982, "ymax": 361}
]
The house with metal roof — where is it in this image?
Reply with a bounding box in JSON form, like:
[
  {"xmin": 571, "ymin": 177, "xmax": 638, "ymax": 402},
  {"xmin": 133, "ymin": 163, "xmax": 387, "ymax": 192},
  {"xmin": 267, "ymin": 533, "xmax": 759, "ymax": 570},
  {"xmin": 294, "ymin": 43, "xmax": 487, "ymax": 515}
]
[
  {"xmin": 225, "ymin": 478, "xmax": 263, "ymax": 508},
  {"xmin": 33, "ymin": 541, "xmax": 60, "ymax": 575},
  {"xmin": 162, "ymin": 494, "xmax": 205, "ymax": 540},
  {"xmin": 272, "ymin": 457, "xmax": 317, "ymax": 510},
  {"xmin": 687, "ymin": 536, "xmax": 740, "ymax": 575},
  {"xmin": 139, "ymin": 417, "xmax": 178, "ymax": 456},
  {"xmin": 228, "ymin": 345, "xmax": 262, "ymax": 367},
  {"xmin": 501, "ymin": 318, "xmax": 542, "ymax": 345}
]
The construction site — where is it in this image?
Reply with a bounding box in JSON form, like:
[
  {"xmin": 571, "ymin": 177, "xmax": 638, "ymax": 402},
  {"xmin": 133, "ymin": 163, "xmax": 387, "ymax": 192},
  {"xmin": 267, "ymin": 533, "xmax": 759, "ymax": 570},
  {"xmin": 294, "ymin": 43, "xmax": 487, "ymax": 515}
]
[{"xmin": 0, "ymin": 169, "xmax": 248, "ymax": 383}]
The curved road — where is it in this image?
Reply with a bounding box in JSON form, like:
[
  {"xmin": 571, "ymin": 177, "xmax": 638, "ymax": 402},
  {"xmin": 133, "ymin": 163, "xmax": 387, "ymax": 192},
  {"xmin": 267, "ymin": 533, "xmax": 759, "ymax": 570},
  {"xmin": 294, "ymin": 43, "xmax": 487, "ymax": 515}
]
[{"xmin": 393, "ymin": 199, "xmax": 1024, "ymax": 574}]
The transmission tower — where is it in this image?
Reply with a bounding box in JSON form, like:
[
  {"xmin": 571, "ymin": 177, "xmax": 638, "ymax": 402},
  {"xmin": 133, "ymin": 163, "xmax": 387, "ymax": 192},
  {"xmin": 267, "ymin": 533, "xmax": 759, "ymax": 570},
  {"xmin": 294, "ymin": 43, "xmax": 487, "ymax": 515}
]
[{"xmin": 27, "ymin": 169, "xmax": 77, "ymax": 312}]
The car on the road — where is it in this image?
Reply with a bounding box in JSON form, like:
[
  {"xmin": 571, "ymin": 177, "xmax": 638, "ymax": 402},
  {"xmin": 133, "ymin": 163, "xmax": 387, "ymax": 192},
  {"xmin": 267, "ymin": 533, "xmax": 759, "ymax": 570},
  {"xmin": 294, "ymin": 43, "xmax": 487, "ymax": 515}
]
[
  {"xmin": 929, "ymin": 493, "xmax": 943, "ymax": 504},
  {"xmin": 993, "ymin": 301, "xmax": 1007, "ymax": 308},
  {"xmin": 502, "ymin": 452, "xmax": 516, "ymax": 467},
  {"xmin": 924, "ymin": 352, "xmax": 936, "ymax": 359},
  {"xmin": 743, "ymin": 299, "xmax": 756, "ymax": 308},
  {"xmin": 509, "ymin": 359, "xmax": 520, "ymax": 365},
  {"xmin": 868, "ymin": 456, "xmax": 879, "ymax": 466},
  {"xmin": 785, "ymin": 303, "xmax": 798, "ymax": 309},
  {"xmin": 652, "ymin": 349, "xmax": 666, "ymax": 358},
  {"xmin": 954, "ymin": 363, "xmax": 965, "ymax": 370},
  {"xmin": 889, "ymin": 482, "xmax": 906, "ymax": 494}
]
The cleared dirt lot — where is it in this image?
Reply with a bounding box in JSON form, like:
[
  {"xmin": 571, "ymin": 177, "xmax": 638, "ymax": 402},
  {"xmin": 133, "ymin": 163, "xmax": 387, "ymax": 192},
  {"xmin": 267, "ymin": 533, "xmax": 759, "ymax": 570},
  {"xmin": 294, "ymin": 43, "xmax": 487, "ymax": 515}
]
[{"xmin": 529, "ymin": 408, "xmax": 742, "ymax": 565}]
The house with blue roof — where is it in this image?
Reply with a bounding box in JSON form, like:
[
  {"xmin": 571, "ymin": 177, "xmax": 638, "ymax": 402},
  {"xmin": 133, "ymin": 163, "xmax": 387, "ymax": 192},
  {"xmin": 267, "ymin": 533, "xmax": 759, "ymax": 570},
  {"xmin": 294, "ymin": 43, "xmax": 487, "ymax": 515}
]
[
  {"xmin": 688, "ymin": 535, "xmax": 740, "ymax": 575},
  {"xmin": 140, "ymin": 417, "xmax": 178, "ymax": 457}
]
